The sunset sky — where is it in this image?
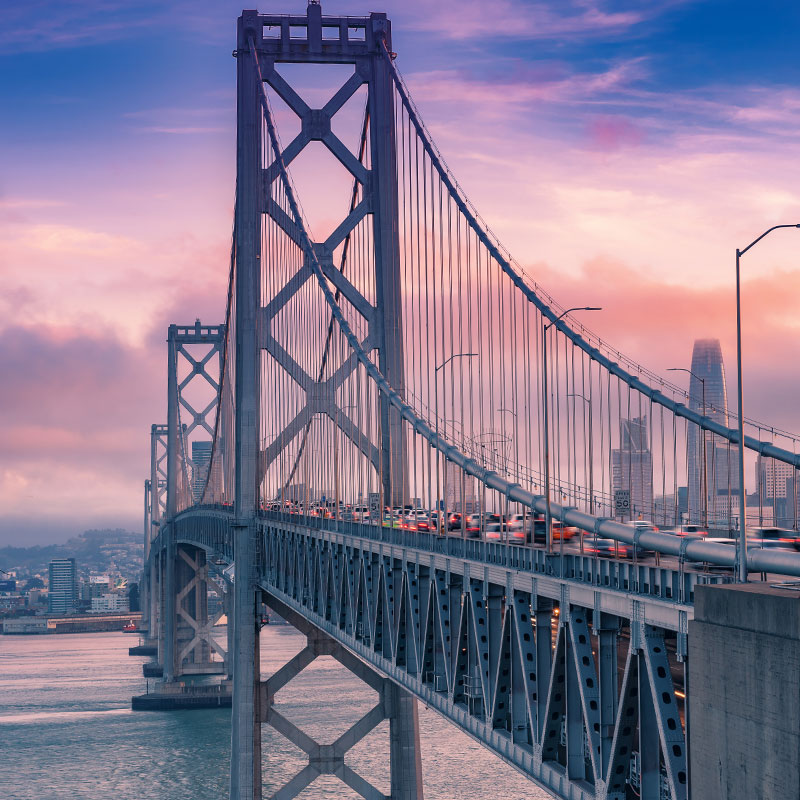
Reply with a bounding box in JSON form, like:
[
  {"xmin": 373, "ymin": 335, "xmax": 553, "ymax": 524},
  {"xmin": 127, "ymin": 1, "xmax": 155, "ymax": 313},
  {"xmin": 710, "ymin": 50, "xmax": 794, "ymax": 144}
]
[{"xmin": 2, "ymin": 0, "xmax": 800, "ymax": 544}]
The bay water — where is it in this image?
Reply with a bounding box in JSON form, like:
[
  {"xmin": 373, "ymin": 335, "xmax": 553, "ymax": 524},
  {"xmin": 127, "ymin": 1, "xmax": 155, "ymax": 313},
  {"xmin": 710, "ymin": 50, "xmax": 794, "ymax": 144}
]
[{"xmin": 0, "ymin": 625, "xmax": 549, "ymax": 799}]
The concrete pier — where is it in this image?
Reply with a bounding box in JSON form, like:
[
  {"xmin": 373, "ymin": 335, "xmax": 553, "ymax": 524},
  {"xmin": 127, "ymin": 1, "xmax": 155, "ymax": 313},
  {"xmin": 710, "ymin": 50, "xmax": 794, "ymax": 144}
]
[
  {"xmin": 129, "ymin": 639, "xmax": 158, "ymax": 656},
  {"xmin": 689, "ymin": 582, "xmax": 800, "ymax": 799},
  {"xmin": 132, "ymin": 680, "xmax": 232, "ymax": 711}
]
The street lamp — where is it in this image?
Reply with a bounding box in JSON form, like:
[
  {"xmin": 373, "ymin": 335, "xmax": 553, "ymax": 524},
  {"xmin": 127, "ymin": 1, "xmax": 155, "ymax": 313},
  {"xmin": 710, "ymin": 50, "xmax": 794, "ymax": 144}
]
[
  {"xmin": 735, "ymin": 224, "xmax": 800, "ymax": 582},
  {"xmin": 543, "ymin": 307, "xmax": 601, "ymax": 554},
  {"xmin": 567, "ymin": 393, "xmax": 593, "ymax": 554},
  {"xmin": 334, "ymin": 404, "xmax": 357, "ymax": 520},
  {"xmin": 668, "ymin": 367, "xmax": 708, "ymax": 530},
  {"xmin": 498, "ymin": 408, "xmax": 518, "ymax": 543},
  {"xmin": 435, "ymin": 352, "xmax": 479, "ymax": 374}
]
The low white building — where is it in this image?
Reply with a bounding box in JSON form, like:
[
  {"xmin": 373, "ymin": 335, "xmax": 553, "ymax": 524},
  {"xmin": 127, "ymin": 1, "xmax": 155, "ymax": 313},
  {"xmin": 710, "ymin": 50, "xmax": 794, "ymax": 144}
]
[{"xmin": 90, "ymin": 593, "xmax": 129, "ymax": 613}]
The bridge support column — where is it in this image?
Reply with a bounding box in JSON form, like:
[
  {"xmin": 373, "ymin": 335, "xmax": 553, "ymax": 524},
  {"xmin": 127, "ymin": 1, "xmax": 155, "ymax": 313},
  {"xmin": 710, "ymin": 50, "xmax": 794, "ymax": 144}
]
[
  {"xmin": 173, "ymin": 544, "xmax": 226, "ymax": 675},
  {"xmin": 156, "ymin": 543, "xmax": 226, "ymax": 681},
  {"xmin": 690, "ymin": 583, "xmax": 800, "ymax": 800},
  {"xmin": 223, "ymin": 573, "xmax": 235, "ymax": 681},
  {"xmin": 388, "ymin": 683, "xmax": 424, "ymax": 799},
  {"xmin": 595, "ymin": 614, "xmax": 619, "ymax": 774},
  {"xmin": 157, "ymin": 547, "xmax": 170, "ymax": 673},
  {"xmin": 231, "ymin": 521, "xmax": 261, "ymax": 800},
  {"xmin": 162, "ymin": 533, "xmax": 177, "ymax": 680},
  {"xmin": 261, "ymin": 591, "xmax": 424, "ymax": 800},
  {"xmin": 149, "ymin": 551, "xmax": 161, "ymax": 647}
]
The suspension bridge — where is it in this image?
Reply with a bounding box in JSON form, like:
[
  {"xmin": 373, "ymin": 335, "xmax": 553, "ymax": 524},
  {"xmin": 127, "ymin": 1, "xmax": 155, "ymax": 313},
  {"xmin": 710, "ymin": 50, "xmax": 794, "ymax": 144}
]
[{"xmin": 136, "ymin": 6, "xmax": 800, "ymax": 799}]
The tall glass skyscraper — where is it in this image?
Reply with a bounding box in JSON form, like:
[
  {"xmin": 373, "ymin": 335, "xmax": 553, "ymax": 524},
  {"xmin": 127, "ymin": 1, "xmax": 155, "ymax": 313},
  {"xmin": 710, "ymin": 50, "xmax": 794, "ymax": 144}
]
[
  {"xmin": 48, "ymin": 557, "xmax": 77, "ymax": 614},
  {"xmin": 686, "ymin": 339, "xmax": 738, "ymax": 528}
]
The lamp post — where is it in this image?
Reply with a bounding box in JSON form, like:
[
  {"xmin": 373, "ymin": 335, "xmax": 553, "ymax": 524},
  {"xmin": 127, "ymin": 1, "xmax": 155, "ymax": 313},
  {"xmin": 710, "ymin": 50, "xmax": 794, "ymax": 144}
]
[
  {"xmin": 499, "ymin": 407, "xmax": 518, "ymax": 543},
  {"xmin": 334, "ymin": 404, "xmax": 357, "ymax": 521},
  {"xmin": 435, "ymin": 353, "xmax": 478, "ymax": 532},
  {"xmin": 668, "ymin": 368, "xmax": 707, "ymax": 530},
  {"xmin": 543, "ymin": 307, "xmax": 601, "ymax": 554},
  {"xmin": 567, "ymin": 393, "xmax": 593, "ymax": 554},
  {"xmin": 735, "ymin": 224, "xmax": 800, "ymax": 582}
]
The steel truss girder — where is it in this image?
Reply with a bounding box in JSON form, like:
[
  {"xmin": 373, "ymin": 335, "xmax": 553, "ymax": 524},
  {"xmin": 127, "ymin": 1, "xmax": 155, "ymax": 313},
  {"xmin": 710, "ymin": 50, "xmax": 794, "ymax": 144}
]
[
  {"xmin": 257, "ymin": 594, "xmax": 404, "ymax": 800},
  {"xmin": 260, "ymin": 521, "xmax": 689, "ymax": 800}
]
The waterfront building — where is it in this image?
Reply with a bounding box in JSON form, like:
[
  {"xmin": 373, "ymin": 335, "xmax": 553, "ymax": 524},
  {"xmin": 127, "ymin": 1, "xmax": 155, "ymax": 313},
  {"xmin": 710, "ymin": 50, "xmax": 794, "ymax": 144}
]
[
  {"xmin": 90, "ymin": 593, "xmax": 130, "ymax": 613},
  {"xmin": 48, "ymin": 558, "xmax": 77, "ymax": 614},
  {"xmin": 80, "ymin": 574, "xmax": 110, "ymax": 604}
]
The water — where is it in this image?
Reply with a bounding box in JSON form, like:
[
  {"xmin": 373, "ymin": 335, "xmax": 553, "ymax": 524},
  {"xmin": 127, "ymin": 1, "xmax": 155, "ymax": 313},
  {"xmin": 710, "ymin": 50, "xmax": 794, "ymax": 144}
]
[{"xmin": 0, "ymin": 626, "xmax": 549, "ymax": 800}]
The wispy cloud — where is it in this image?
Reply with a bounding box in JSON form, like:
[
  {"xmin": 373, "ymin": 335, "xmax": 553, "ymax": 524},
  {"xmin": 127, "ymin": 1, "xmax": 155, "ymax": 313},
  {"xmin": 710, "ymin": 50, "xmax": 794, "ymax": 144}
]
[
  {"xmin": 136, "ymin": 126, "xmax": 227, "ymax": 135},
  {"xmin": 123, "ymin": 106, "xmax": 229, "ymax": 120},
  {"xmin": 0, "ymin": 0, "xmax": 162, "ymax": 53},
  {"xmin": 403, "ymin": 0, "xmax": 652, "ymax": 41},
  {"xmin": 405, "ymin": 58, "xmax": 650, "ymax": 121}
]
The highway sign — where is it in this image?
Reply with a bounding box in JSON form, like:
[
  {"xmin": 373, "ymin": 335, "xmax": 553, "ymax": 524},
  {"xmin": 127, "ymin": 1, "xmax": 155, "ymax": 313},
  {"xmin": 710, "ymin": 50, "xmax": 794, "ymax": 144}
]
[{"xmin": 614, "ymin": 489, "xmax": 630, "ymax": 514}]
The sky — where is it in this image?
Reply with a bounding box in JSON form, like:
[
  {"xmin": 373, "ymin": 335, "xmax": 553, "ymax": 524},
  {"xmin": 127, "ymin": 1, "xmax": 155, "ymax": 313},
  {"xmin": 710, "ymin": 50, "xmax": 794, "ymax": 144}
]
[{"xmin": 2, "ymin": 0, "xmax": 800, "ymax": 544}]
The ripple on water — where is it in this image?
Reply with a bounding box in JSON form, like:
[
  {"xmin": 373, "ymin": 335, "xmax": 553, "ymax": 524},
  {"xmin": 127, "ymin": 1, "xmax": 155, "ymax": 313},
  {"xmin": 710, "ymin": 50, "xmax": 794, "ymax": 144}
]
[{"xmin": 1, "ymin": 627, "xmax": 551, "ymax": 800}]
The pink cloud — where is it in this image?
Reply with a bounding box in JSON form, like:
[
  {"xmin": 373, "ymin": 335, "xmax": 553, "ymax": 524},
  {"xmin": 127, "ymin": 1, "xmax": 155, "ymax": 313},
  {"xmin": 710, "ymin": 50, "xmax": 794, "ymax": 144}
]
[
  {"xmin": 587, "ymin": 115, "xmax": 644, "ymax": 151},
  {"xmin": 405, "ymin": 0, "xmax": 646, "ymax": 41}
]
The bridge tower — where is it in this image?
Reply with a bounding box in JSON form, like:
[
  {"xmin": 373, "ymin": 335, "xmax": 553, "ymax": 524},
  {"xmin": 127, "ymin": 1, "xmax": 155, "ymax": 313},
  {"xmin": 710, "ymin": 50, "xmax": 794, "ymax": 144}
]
[
  {"xmin": 141, "ymin": 424, "xmax": 168, "ymax": 653},
  {"xmin": 161, "ymin": 322, "xmax": 228, "ymax": 681},
  {"xmin": 232, "ymin": 4, "xmax": 421, "ymax": 798}
]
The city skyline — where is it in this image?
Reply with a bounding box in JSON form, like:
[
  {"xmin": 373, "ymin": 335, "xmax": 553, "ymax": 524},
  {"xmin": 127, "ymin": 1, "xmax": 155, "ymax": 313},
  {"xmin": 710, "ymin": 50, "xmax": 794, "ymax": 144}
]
[
  {"xmin": 4, "ymin": 8, "xmax": 800, "ymax": 800},
  {"xmin": 3, "ymin": 0, "xmax": 800, "ymax": 543},
  {"xmin": 686, "ymin": 338, "xmax": 738, "ymax": 527}
]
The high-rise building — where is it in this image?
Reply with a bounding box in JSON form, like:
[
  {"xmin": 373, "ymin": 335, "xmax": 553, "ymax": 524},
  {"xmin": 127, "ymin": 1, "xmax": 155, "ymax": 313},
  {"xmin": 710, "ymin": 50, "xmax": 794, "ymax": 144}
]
[
  {"xmin": 191, "ymin": 440, "xmax": 213, "ymax": 502},
  {"xmin": 612, "ymin": 416, "xmax": 653, "ymax": 520},
  {"xmin": 756, "ymin": 457, "xmax": 795, "ymax": 501},
  {"xmin": 686, "ymin": 339, "xmax": 738, "ymax": 528},
  {"xmin": 48, "ymin": 558, "xmax": 77, "ymax": 614},
  {"xmin": 444, "ymin": 461, "xmax": 479, "ymax": 513}
]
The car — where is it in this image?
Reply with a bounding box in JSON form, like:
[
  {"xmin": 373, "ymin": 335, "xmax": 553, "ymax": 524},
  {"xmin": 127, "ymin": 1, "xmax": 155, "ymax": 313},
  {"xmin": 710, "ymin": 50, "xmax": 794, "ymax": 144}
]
[
  {"xmin": 402, "ymin": 509, "xmax": 432, "ymax": 530},
  {"xmin": 680, "ymin": 524, "xmax": 708, "ymax": 536},
  {"xmin": 447, "ymin": 513, "xmax": 465, "ymax": 531},
  {"xmin": 551, "ymin": 521, "xmax": 577, "ymax": 541},
  {"xmin": 444, "ymin": 513, "xmax": 483, "ymax": 538},
  {"xmin": 623, "ymin": 520, "xmax": 658, "ymax": 558},
  {"xmin": 750, "ymin": 527, "xmax": 800, "ymax": 551},
  {"xmin": 483, "ymin": 522, "xmax": 508, "ymax": 541},
  {"xmin": 584, "ymin": 538, "xmax": 630, "ymax": 558}
]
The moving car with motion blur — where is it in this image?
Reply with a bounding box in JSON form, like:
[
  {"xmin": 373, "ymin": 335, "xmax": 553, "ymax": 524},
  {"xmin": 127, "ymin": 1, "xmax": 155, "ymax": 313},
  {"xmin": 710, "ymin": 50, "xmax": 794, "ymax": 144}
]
[
  {"xmin": 749, "ymin": 527, "xmax": 800, "ymax": 551},
  {"xmin": 483, "ymin": 522, "xmax": 508, "ymax": 541},
  {"xmin": 583, "ymin": 538, "xmax": 630, "ymax": 558}
]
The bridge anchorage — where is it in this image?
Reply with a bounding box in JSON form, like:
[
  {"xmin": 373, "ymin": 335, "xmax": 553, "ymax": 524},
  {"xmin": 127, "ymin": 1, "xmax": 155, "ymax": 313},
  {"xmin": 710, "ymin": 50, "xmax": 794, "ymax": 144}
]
[{"xmin": 137, "ymin": 3, "xmax": 800, "ymax": 800}]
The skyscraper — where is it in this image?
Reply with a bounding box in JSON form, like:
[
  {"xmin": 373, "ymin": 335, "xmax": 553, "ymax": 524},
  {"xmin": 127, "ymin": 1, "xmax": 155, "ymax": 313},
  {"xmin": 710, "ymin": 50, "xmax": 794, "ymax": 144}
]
[
  {"xmin": 757, "ymin": 457, "xmax": 795, "ymax": 501},
  {"xmin": 191, "ymin": 440, "xmax": 213, "ymax": 503},
  {"xmin": 48, "ymin": 558, "xmax": 77, "ymax": 614},
  {"xmin": 686, "ymin": 339, "xmax": 738, "ymax": 528},
  {"xmin": 612, "ymin": 416, "xmax": 653, "ymax": 520},
  {"xmin": 444, "ymin": 461, "xmax": 479, "ymax": 513}
]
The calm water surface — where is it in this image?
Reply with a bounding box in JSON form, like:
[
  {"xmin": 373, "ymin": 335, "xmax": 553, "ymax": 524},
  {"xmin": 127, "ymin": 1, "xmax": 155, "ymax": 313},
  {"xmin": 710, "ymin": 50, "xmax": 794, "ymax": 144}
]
[{"xmin": 0, "ymin": 626, "xmax": 549, "ymax": 800}]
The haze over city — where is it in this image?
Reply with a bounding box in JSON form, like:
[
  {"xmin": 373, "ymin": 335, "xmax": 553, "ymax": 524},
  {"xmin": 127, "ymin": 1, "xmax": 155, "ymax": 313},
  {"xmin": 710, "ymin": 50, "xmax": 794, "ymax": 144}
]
[
  {"xmin": 3, "ymin": 0, "xmax": 800, "ymax": 544},
  {"xmin": 7, "ymin": 5, "xmax": 800, "ymax": 800}
]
